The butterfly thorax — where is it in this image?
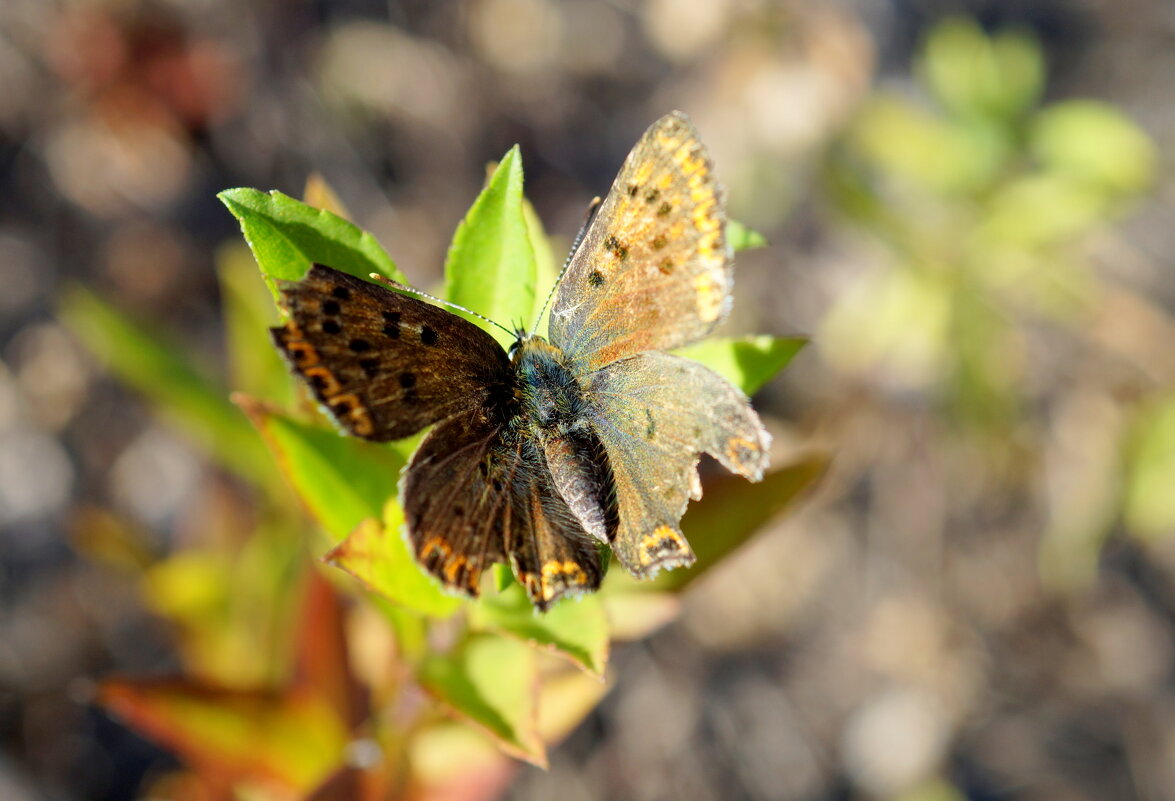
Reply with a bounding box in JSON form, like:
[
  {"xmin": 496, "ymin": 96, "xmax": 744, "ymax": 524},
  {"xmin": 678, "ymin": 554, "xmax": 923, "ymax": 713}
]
[
  {"xmin": 510, "ymin": 335, "xmax": 588, "ymax": 433},
  {"xmin": 509, "ymin": 334, "xmax": 616, "ymax": 543}
]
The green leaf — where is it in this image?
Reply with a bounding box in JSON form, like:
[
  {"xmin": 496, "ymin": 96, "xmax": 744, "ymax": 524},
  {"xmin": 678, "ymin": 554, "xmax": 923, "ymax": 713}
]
[
  {"xmin": 652, "ymin": 454, "xmax": 830, "ymax": 591},
  {"xmin": 524, "ymin": 197, "xmax": 560, "ymax": 334},
  {"xmin": 1031, "ymin": 100, "xmax": 1157, "ymax": 196},
  {"xmin": 218, "ymin": 188, "xmax": 404, "ymax": 291},
  {"xmin": 59, "ymin": 287, "xmax": 270, "ymax": 482},
  {"xmin": 675, "ymin": 335, "xmax": 806, "ymax": 395},
  {"xmin": 239, "ymin": 398, "xmax": 403, "ymax": 542},
  {"xmin": 98, "ymin": 679, "xmax": 348, "ymax": 794},
  {"xmin": 921, "ymin": 18, "xmax": 1043, "ymax": 122},
  {"xmin": 218, "ymin": 243, "xmax": 292, "ymax": 405},
  {"xmin": 979, "ymin": 173, "xmax": 1110, "ymax": 246},
  {"xmin": 470, "ymin": 584, "xmax": 609, "ymax": 676},
  {"xmin": 444, "ymin": 147, "xmax": 536, "ymax": 346},
  {"xmin": 492, "ymin": 563, "xmax": 516, "ymax": 592},
  {"xmin": 851, "ymin": 94, "xmax": 1010, "ymax": 195},
  {"xmin": 1124, "ymin": 394, "xmax": 1175, "ymax": 540},
  {"xmin": 324, "ymin": 510, "xmax": 462, "ymax": 619},
  {"xmin": 419, "ymin": 633, "xmax": 545, "ymax": 765},
  {"xmin": 727, "ymin": 220, "xmax": 767, "ymax": 251}
]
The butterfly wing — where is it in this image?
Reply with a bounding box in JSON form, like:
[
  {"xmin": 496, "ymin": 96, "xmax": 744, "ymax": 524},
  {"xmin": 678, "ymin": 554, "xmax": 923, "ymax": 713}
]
[
  {"xmin": 549, "ymin": 111, "xmax": 730, "ymax": 371},
  {"xmin": 400, "ymin": 406, "xmax": 512, "ymax": 597},
  {"xmin": 503, "ymin": 440, "xmax": 604, "ymax": 610},
  {"xmin": 272, "ymin": 264, "xmax": 512, "ymax": 441},
  {"xmin": 586, "ymin": 352, "xmax": 769, "ymax": 576},
  {"xmin": 404, "ymin": 408, "xmax": 602, "ymax": 608}
]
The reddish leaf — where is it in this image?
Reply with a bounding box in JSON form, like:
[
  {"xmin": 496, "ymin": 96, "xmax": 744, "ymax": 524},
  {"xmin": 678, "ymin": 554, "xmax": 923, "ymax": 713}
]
[
  {"xmin": 293, "ymin": 568, "xmax": 367, "ymax": 728},
  {"xmin": 98, "ymin": 679, "xmax": 348, "ymax": 795}
]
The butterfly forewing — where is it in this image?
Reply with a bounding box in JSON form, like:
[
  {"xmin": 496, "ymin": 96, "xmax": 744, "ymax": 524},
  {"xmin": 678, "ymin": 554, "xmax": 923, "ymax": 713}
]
[
  {"xmin": 549, "ymin": 112, "xmax": 731, "ymax": 372},
  {"xmin": 272, "ymin": 265, "xmax": 512, "ymax": 441}
]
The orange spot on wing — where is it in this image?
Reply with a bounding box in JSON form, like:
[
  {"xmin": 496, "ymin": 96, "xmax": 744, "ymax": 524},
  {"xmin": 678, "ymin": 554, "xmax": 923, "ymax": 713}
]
[
  {"xmin": 638, "ymin": 525, "xmax": 688, "ymax": 566},
  {"xmin": 327, "ymin": 393, "xmax": 375, "ymax": 437},
  {"xmin": 303, "ymin": 366, "xmax": 343, "ymax": 397},
  {"xmin": 725, "ymin": 436, "xmax": 761, "ymax": 471},
  {"xmin": 284, "ymin": 340, "xmax": 320, "ymax": 366},
  {"xmin": 420, "ymin": 536, "xmax": 452, "ymax": 561},
  {"xmin": 443, "ymin": 556, "xmax": 468, "ymax": 583},
  {"xmin": 539, "ymin": 559, "xmax": 590, "ymax": 601}
]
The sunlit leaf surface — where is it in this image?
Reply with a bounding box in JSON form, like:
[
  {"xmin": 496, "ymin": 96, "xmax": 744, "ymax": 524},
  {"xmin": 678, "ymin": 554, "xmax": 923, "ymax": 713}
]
[
  {"xmin": 676, "ymin": 335, "xmax": 807, "ymax": 396},
  {"xmin": 444, "ymin": 147, "xmax": 536, "ymax": 346},
  {"xmin": 219, "ymin": 188, "xmax": 404, "ymax": 289},
  {"xmin": 471, "ymin": 584, "xmax": 609, "ymax": 676},
  {"xmin": 419, "ymin": 634, "xmax": 545, "ymax": 766},
  {"xmin": 325, "ymin": 510, "xmax": 463, "ymax": 619},
  {"xmin": 239, "ymin": 397, "xmax": 403, "ymax": 542}
]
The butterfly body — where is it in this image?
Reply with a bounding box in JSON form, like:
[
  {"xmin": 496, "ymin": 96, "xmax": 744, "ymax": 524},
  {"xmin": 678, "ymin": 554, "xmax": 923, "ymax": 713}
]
[
  {"xmin": 511, "ymin": 335, "xmax": 618, "ymax": 546},
  {"xmin": 272, "ymin": 112, "xmax": 770, "ymax": 610},
  {"xmin": 511, "ymin": 336, "xmax": 585, "ymax": 437}
]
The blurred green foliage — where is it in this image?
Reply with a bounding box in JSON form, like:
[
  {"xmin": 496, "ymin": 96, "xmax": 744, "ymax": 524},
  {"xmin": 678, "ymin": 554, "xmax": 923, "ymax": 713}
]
[{"xmin": 822, "ymin": 18, "xmax": 1166, "ymax": 586}]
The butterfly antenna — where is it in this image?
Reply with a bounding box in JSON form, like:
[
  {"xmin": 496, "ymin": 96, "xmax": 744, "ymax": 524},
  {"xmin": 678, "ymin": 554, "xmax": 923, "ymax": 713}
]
[
  {"xmin": 367, "ymin": 273, "xmax": 516, "ymax": 340},
  {"xmin": 532, "ymin": 196, "xmax": 602, "ymax": 332}
]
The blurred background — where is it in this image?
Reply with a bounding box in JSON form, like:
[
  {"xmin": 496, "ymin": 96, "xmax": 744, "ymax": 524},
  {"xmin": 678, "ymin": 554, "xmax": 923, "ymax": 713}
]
[{"xmin": 2, "ymin": 0, "xmax": 1175, "ymax": 799}]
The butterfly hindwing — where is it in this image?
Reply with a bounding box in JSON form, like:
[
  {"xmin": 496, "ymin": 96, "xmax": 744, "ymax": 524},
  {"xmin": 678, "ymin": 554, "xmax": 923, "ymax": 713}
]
[
  {"xmin": 401, "ymin": 406, "xmax": 512, "ymax": 597},
  {"xmin": 403, "ymin": 407, "xmax": 602, "ymax": 608},
  {"xmin": 549, "ymin": 112, "xmax": 730, "ymax": 371},
  {"xmin": 272, "ymin": 265, "xmax": 512, "ymax": 441},
  {"xmin": 586, "ymin": 352, "xmax": 770, "ymax": 577}
]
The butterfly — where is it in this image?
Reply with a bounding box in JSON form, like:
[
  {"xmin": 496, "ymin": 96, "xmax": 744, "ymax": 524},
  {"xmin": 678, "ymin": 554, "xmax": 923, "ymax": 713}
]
[{"xmin": 271, "ymin": 111, "xmax": 769, "ymax": 610}]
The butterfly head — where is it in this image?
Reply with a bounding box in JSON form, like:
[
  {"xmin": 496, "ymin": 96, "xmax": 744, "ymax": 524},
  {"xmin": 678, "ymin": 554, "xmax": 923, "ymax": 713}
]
[{"xmin": 507, "ymin": 325, "xmax": 543, "ymax": 361}]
